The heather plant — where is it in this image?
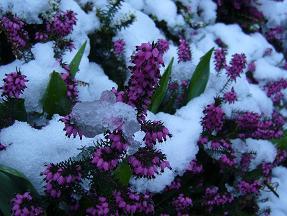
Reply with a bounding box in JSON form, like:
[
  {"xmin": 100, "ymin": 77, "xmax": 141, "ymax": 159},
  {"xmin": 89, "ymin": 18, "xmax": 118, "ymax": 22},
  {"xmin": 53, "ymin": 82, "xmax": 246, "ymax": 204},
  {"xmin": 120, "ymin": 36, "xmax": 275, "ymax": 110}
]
[
  {"xmin": 0, "ymin": 0, "xmax": 76, "ymax": 64},
  {"xmin": 88, "ymin": 0, "xmax": 135, "ymax": 89}
]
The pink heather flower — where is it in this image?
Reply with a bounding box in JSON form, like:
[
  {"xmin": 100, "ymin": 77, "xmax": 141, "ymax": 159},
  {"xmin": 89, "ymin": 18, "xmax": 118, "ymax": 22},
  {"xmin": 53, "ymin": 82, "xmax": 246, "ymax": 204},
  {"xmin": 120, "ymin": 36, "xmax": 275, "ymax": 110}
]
[
  {"xmin": 214, "ymin": 48, "xmax": 226, "ymax": 72},
  {"xmin": 237, "ymin": 180, "xmax": 261, "ymax": 195},
  {"xmin": 172, "ymin": 194, "xmax": 193, "ymax": 214},
  {"xmin": 141, "ymin": 120, "xmax": 171, "ymax": 147},
  {"xmin": 42, "ymin": 163, "xmax": 82, "ymax": 198},
  {"xmin": 86, "ymin": 196, "xmax": 109, "ymax": 216},
  {"xmin": 264, "ymin": 79, "xmax": 287, "ymax": 104},
  {"xmin": 204, "ymin": 186, "xmax": 234, "ymax": 212},
  {"xmin": 91, "ymin": 146, "xmax": 120, "ymax": 171},
  {"xmin": 202, "ymin": 104, "xmax": 225, "ymax": 133},
  {"xmin": 0, "ymin": 143, "xmax": 6, "ymax": 151},
  {"xmin": 235, "ymin": 111, "xmax": 284, "ymax": 139},
  {"xmin": 157, "ymin": 39, "xmax": 169, "ymax": 54},
  {"xmin": 1, "ymin": 70, "xmax": 28, "ymax": 98},
  {"xmin": 219, "ymin": 154, "xmax": 236, "ymax": 167},
  {"xmin": 61, "ymin": 71, "xmax": 78, "ymax": 100},
  {"xmin": 226, "ymin": 53, "xmax": 247, "ymax": 81},
  {"xmin": 107, "ymin": 130, "xmax": 128, "ymax": 152},
  {"xmin": 47, "ymin": 10, "xmax": 77, "ymax": 37},
  {"xmin": 186, "ymin": 160, "xmax": 203, "ymax": 174},
  {"xmin": 262, "ymin": 162, "xmax": 273, "ymax": 176},
  {"xmin": 240, "ymin": 153, "xmax": 254, "ymax": 171},
  {"xmin": 34, "ymin": 32, "xmax": 49, "ymax": 41},
  {"xmin": 166, "ymin": 178, "xmax": 181, "ymax": 191},
  {"xmin": 128, "ymin": 147, "xmax": 171, "ymax": 179},
  {"xmin": 210, "ymin": 139, "xmax": 231, "ymax": 150},
  {"xmin": 60, "ymin": 115, "xmax": 83, "ymax": 139},
  {"xmin": 11, "ymin": 192, "xmax": 43, "ymax": 216},
  {"xmin": 125, "ymin": 42, "xmax": 164, "ymax": 119},
  {"xmin": 113, "ymin": 190, "xmax": 154, "ymax": 214},
  {"xmin": 0, "ymin": 15, "xmax": 29, "ymax": 48},
  {"xmin": 247, "ymin": 61, "xmax": 256, "ymax": 72},
  {"xmin": 274, "ymin": 150, "xmax": 287, "ymax": 165},
  {"xmin": 266, "ymin": 26, "xmax": 284, "ymax": 41},
  {"xmin": 177, "ymin": 38, "xmax": 191, "ymax": 63},
  {"xmin": 223, "ymin": 87, "xmax": 237, "ymax": 104},
  {"xmin": 113, "ymin": 39, "xmax": 125, "ymax": 55}
]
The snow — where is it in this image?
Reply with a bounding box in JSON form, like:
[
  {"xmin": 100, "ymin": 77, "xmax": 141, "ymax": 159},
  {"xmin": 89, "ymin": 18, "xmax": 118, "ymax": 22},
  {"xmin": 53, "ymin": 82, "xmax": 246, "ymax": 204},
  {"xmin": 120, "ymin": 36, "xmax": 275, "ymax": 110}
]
[
  {"xmin": 0, "ymin": 116, "xmax": 93, "ymax": 192},
  {"xmin": 1, "ymin": 0, "xmax": 287, "ymax": 214}
]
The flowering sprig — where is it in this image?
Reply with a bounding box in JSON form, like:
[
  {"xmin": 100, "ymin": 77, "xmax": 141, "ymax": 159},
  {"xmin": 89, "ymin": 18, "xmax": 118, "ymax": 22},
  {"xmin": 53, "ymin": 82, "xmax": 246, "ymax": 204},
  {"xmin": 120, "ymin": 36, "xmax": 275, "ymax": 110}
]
[{"xmin": 0, "ymin": 69, "xmax": 28, "ymax": 99}]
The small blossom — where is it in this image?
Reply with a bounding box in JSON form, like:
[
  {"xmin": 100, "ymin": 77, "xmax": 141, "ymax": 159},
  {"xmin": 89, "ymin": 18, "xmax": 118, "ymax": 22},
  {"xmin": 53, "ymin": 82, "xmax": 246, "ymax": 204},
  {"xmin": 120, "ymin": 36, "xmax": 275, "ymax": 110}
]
[
  {"xmin": 91, "ymin": 146, "xmax": 120, "ymax": 171},
  {"xmin": 214, "ymin": 48, "xmax": 226, "ymax": 72},
  {"xmin": 157, "ymin": 39, "xmax": 169, "ymax": 54},
  {"xmin": 60, "ymin": 115, "xmax": 83, "ymax": 139},
  {"xmin": 202, "ymin": 104, "xmax": 225, "ymax": 133},
  {"xmin": 113, "ymin": 39, "xmax": 125, "ymax": 55},
  {"xmin": 47, "ymin": 10, "xmax": 77, "ymax": 37},
  {"xmin": 11, "ymin": 192, "xmax": 43, "ymax": 216},
  {"xmin": 177, "ymin": 38, "xmax": 191, "ymax": 63},
  {"xmin": 86, "ymin": 196, "xmax": 109, "ymax": 216},
  {"xmin": 172, "ymin": 194, "xmax": 193, "ymax": 214},
  {"xmin": 226, "ymin": 53, "xmax": 247, "ymax": 81},
  {"xmin": 1, "ymin": 70, "xmax": 28, "ymax": 98},
  {"xmin": 237, "ymin": 180, "xmax": 261, "ymax": 195},
  {"xmin": 223, "ymin": 87, "xmax": 237, "ymax": 104},
  {"xmin": 128, "ymin": 147, "xmax": 171, "ymax": 179}
]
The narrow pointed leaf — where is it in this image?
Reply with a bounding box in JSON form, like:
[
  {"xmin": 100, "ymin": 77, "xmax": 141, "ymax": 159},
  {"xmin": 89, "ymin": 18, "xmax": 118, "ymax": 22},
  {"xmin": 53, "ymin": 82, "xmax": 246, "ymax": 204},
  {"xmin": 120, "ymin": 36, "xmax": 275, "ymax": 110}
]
[
  {"xmin": 186, "ymin": 48, "xmax": 214, "ymax": 102},
  {"xmin": 41, "ymin": 71, "xmax": 72, "ymax": 117},
  {"xmin": 69, "ymin": 41, "xmax": 87, "ymax": 78},
  {"xmin": 150, "ymin": 57, "xmax": 174, "ymax": 113}
]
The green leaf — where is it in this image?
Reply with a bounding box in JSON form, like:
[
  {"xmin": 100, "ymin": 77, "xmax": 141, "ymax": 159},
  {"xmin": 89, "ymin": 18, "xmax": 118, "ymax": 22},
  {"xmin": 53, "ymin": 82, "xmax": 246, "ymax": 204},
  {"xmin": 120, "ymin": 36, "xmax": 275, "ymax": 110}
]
[
  {"xmin": 113, "ymin": 161, "xmax": 132, "ymax": 186},
  {"xmin": 41, "ymin": 71, "xmax": 72, "ymax": 118},
  {"xmin": 150, "ymin": 57, "xmax": 174, "ymax": 113},
  {"xmin": 0, "ymin": 165, "xmax": 39, "ymax": 216},
  {"xmin": 6, "ymin": 98, "xmax": 27, "ymax": 121},
  {"xmin": 69, "ymin": 41, "xmax": 87, "ymax": 78},
  {"xmin": 272, "ymin": 130, "xmax": 287, "ymax": 149},
  {"xmin": 186, "ymin": 48, "xmax": 214, "ymax": 102}
]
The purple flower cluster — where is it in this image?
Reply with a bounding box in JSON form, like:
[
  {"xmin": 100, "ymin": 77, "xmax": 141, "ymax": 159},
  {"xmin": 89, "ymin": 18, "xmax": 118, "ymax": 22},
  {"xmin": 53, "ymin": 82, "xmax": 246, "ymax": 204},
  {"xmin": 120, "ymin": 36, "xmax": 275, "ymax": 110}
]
[
  {"xmin": 186, "ymin": 160, "xmax": 203, "ymax": 174},
  {"xmin": 264, "ymin": 79, "xmax": 287, "ymax": 104},
  {"xmin": 113, "ymin": 190, "xmax": 154, "ymax": 214},
  {"xmin": 265, "ymin": 26, "xmax": 284, "ymax": 41},
  {"xmin": 91, "ymin": 130, "xmax": 127, "ymax": 171},
  {"xmin": 223, "ymin": 87, "xmax": 237, "ymax": 104},
  {"xmin": 157, "ymin": 39, "xmax": 169, "ymax": 54},
  {"xmin": 60, "ymin": 65, "xmax": 78, "ymax": 100},
  {"xmin": 60, "ymin": 115, "xmax": 83, "ymax": 139},
  {"xmin": 204, "ymin": 186, "xmax": 234, "ymax": 212},
  {"xmin": 237, "ymin": 180, "xmax": 261, "ymax": 195},
  {"xmin": 11, "ymin": 192, "xmax": 43, "ymax": 216},
  {"xmin": 177, "ymin": 38, "xmax": 191, "ymax": 63},
  {"xmin": 172, "ymin": 193, "xmax": 193, "ymax": 214},
  {"xmin": 1, "ymin": 70, "xmax": 28, "ymax": 98},
  {"xmin": 86, "ymin": 196, "xmax": 109, "ymax": 216},
  {"xmin": 235, "ymin": 111, "xmax": 284, "ymax": 139},
  {"xmin": 226, "ymin": 53, "xmax": 247, "ymax": 81},
  {"xmin": 141, "ymin": 120, "xmax": 171, "ymax": 147},
  {"xmin": 0, "ymin": 15, "xmax": 29, "ymax": 49},
  {"xmin": 128, "ymin": 147, "xmax": 171, "ymax": 178},
  {"xmin": 0, "ymin": 143, "xmax": 7, "ymax": 151},
  {"xmin": 47, "ymin": 10, "xmax": 77, "ymax": 37},
  {"xmin": 42, "ymin": 163, "xmax": 82, "ymax": 198},
  {"xmin": 120, "ymin": 42, "xmax": 164, "ymax": 119},
  {"xmin": 202, "ymin": 104, "xmax": 225, "ymax": 133},
  {"xmin": 113, "ymin": 39, "xmax": 125, "ymax": 55},
  {"xmin": 214, "ymin": 48, "xmax": 226, "ymax": 72}
]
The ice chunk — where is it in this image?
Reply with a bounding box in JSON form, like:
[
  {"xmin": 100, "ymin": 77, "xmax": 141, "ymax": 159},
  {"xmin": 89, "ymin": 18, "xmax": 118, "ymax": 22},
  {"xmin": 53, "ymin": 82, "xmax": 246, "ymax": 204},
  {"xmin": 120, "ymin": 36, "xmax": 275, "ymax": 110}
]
[{"xmin": 71, "ymin": 91, "xmax": 140, "ymax": 138}]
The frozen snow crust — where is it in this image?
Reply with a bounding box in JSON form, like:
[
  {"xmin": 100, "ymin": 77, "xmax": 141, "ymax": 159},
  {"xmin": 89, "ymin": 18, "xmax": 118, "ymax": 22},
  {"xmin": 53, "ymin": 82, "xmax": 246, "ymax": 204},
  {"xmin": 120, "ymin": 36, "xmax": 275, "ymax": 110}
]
[{"xmin": 1, "ymin": 0, "xmax": 287, "ymax": 215}]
